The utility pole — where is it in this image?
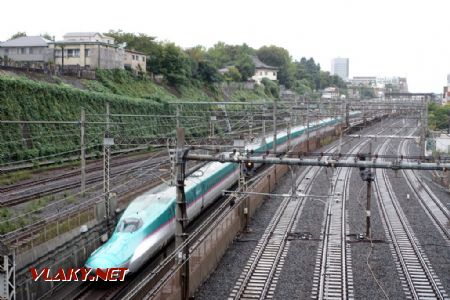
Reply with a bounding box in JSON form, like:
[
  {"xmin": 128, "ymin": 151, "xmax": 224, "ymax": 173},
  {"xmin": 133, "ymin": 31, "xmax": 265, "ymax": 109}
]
[
  {"xmin": 365, "ymin": 143, "xmax": 373, "ymax": 238},
  {"xmin": 338, "ymin": 102, "xmax": 344, "ymax": 154},
  {"xmin": 175, "ymin": 127, "xmax": 189, "ymax": 300},
  {"xmin": 262, "ymin": 106, "xmax": 267, "ymax": 146},
  {"xmin": 0, "ymin": 245, "xmax": 15, "ymax": 300},
  {"xmin": 210, "ymin": 115, "xmax": 216, "ymax": 138},
  {"xmin": 176, "ymin": 105, "xmax": 180, "ymax": 129},
  {"xmin": 345, "ymin": 101, "xmax": 350, "ymax": 129},
  {"xmin": 103, "ymin": 103, "xmax": 112, "ymax": 234},
  {"xmin": 421, "ymin": 99, "xmax": 426, "ymax": 156},
  {"xmin": 249, "ymin": 101, "xmax": 253, "ymax": 139},
  {"xmin": 80, "ymin": 108, "xmax": 86, "ymax": 195},
  {"xmin": 306, "ymin": 100, "xmax": 310, "ymax": 153},
  {"xmin": 272, "ymin": 101, "xmax": 277, "ymax": 155},
  {"xmin": 286, "ymin": 115, "xmax": 291, "ymax": 152}
]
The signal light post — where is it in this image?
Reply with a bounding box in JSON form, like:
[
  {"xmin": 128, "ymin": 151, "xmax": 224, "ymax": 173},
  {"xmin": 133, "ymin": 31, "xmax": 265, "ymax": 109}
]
[{"xmin": 175, "ymin": 127, "xmax": 189, "ymax": 300}]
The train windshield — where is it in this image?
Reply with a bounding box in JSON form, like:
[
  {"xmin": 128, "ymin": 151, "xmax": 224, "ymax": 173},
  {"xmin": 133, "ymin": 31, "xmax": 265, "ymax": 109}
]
[{"xmin": 116, "ymin": 217, "xmax": 143, "ymax": 233}]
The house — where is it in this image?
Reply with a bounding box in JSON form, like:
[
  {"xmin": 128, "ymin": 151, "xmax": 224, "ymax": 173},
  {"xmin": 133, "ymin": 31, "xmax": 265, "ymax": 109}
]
[
  {"xmin": 251, "ymin": 56, "xmax": 278, "ymax": 84},
  {"xmin": 322, "ymin": 87, "xmax": 340, "ymax": 100},
  {"xmin": 124, "ymin": 49, "xmax": 146, "ymax": 73},
  {"xmin": 0, "ymin": 36, "xmax": 53, "ymax": 67},
  {"xmin": 49, "ymin": 32, "xmax": 124, "ymax": 69}
]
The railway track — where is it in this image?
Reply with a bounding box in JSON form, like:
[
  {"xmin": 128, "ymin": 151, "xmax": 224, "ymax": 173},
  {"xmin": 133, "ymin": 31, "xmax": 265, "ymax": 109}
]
[
  {"xmin": 229, "ymin": 165, "xmax": 318, "ymax": 299},
  {"xmin": 400, "ymin": 140, "xmax": 450, "ymax": 241},
  {"xmin": 0, "ymin": 153, "xmax": 168, "ymax": 207},
  {"xmin": 229, "ymin": 119, "xmax": 397, "ymax": 300},
  {"xmin": 374, "ymin": 131, "xmax": 448, "ymax": 299},
  {"xmin": 228, "ymin": 122, "xmax": 385, "ymax": 299},
  {"xmin": 310, "ymin": 121, "xmax": 408, "ymax": 300},
  {"xmin": 311, "ymin": 153, "xmax": 353, "ymax": 300}
]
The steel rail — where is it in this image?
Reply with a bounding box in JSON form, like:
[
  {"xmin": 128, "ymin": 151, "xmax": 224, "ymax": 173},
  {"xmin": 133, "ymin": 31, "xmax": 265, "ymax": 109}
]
[{"xmin": 375, "ymin": 135, "xmax": 447, "ymax": 299}]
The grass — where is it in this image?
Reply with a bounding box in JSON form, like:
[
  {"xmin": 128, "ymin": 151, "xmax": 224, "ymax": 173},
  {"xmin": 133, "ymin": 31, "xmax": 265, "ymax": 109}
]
[
  {"xmin": 64, "ymin": 191, "xmax": 77, "ymax": 205},
  {"xmin": 25, "ymin": 195, "xmax": 53, "ymax": 213},
  {"xmin": 0, "ymin": 170, "xmax": 32, "ymax": 185}
]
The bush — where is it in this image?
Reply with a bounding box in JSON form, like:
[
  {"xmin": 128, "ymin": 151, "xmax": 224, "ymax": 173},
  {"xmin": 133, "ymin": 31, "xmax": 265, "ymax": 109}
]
[{"xmin": 261, "ymin": 78, "xmax": 280, "ymax": 98}]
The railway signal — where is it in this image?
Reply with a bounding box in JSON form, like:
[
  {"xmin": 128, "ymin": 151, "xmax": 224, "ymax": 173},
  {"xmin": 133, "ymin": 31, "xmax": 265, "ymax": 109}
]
[{"xmin": 244, "ymin": 161, "xmax": 255, "ymax": 172}]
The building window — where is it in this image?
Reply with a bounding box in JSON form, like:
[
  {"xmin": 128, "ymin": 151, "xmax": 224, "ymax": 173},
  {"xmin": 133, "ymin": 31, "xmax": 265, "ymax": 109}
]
[
  {"xmin": 4, "ymin": 49, "xmax": 8, "ymax": 54},
  {"xmin": 85, "ymin": 49, "xmax": 90, "ymax": 57},
  {"xmin": 132, "ymin": 55, "xmax": 135, "ymax": 60},
  {"xmin": 67, "ymin": 49, "xmax": 80, "ymax": 57},
  {"xmin": 29, "ymin": 48, "xmax": 34, "ymax": 54},
  {"xmin": 142, "ymin": 56, "xmax": 145, "ymax": 62},
  {"xmin": 259, "ymin": 71, "xmax": 262, "ymax": 76},
  {"xmin": 55, "ymin": 49, "xmax": 63, "ymax": 57},
  {"xmin": 19, "ymin": 48, "xmax": 26, "ymax": 54},
  {"xmin": 273, "ymin": 72, "xmax": 276, "ymax": 76},
  {"xmin": 265, "ymin": 71, "xmax": 268, "ymax": 75}
]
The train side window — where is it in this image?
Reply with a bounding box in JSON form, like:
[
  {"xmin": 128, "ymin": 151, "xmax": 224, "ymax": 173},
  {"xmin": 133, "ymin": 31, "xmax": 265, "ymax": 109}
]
[{"xmin": 117, "ymin": 217, "xmax": 143, "ymax": 233}]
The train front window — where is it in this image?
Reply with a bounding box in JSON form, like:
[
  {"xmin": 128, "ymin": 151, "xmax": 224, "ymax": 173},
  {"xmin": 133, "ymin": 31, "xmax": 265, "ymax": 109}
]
[{"xmin": 116, "ymin": 217, "xmax": 143, "ymax": 233}]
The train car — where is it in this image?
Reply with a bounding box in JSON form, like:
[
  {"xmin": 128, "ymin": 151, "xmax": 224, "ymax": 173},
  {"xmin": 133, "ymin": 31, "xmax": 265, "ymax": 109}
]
[{"xmin": 85, "ymin": 114, "xmax": 358, "ymax": 273}]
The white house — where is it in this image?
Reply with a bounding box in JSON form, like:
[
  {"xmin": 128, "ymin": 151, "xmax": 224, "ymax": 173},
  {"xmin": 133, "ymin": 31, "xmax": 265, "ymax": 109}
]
[
  {"xmin": 435, "ymin": 134, "xmax": 450, "ymax": 154},
  {"xmin": 322, "ymin": 87, "xmax": 339, "ymax": 99},
  {"xmin": 251, "ymin": 56, "xmax": 278, "ymax": 84}
]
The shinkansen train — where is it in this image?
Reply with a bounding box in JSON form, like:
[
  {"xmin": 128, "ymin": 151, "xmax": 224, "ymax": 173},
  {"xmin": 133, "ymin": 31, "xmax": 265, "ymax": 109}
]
[{"xmin": 85, "ymin": 114, "xmax": 358, "ymax": 273}]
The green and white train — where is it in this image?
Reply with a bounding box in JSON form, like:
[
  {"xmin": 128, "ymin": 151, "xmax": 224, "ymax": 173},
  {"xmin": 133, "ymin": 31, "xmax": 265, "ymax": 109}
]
[{"xmin": 85, "ymin": 114, "xmax": 355, "ymax": 273}]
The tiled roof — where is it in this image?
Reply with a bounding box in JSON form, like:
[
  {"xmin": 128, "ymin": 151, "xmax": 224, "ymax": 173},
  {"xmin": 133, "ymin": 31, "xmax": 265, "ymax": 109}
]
[
  {"xmin": 63, "ymin": 32, "xmax": 101, "ymax": 37},
  {"xmin": 252, "ymin": 56, "xmax": 278, "ymax": 70},
  {"xmin": 0, "ymin": 36, "xmax": 51, "ymax": 47}
]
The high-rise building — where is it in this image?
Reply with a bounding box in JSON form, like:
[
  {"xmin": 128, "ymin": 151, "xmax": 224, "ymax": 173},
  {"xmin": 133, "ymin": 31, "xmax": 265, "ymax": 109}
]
[{"xmin": 331, "ymin": 57, "xmax": 349, "ymax": 80}]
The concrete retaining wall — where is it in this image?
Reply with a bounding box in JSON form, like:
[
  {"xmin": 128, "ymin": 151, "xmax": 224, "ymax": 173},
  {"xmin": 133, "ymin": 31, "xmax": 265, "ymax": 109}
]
[{"xmin": 150, "ymin": 124, "xmax": 342, "ymax": 299}]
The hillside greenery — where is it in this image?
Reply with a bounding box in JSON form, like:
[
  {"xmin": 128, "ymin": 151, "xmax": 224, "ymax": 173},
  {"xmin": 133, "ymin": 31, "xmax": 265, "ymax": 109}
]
[
  {"xmin": 0, "ymin": 30, "xmax": 344, "ymax": 164},
  {"xmin": 428, "ymin": 102, "xmax": 450, "ymax": 131},
  {"xmin": 105, "ymin": 30, "xmax": 345, "ymax": 93},
  {"xmin": 0, "ymin": 76, "xmax": 212, "ymax": 163}
]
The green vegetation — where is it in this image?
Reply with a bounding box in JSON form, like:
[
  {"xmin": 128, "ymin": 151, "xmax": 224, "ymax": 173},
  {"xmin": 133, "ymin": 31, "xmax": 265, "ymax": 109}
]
[
  {"xmin": 26, "ymin": 196, "xmax": 53, "ymax": 213},
  {"xmin": 0, "ymin": 208, "xmax": 35, "ymax": 235},
  {"xmin": 257, "ymin": 46, "xmax": 346, "ymax": 92},
  {"xmin": 0, "ymin": 170, "xmax": 32, "ymax": 185},
  {"xmin": 0, "ymin": 75, "xmax": 185, "ymax": 163},
  {"xmin": 93, "ymin": 69, "xmax": 176, "ymax": 101},
  {"xmin": 1, "ymin": 31, "xmax": 344, "ymax": 164},
  {"xmin": 428, "ymin": 102, "xmax": 450, "ymax": 131},
  {"xmin": 104, "ymin": 31, "xmax": 345, "ymax": 93}
]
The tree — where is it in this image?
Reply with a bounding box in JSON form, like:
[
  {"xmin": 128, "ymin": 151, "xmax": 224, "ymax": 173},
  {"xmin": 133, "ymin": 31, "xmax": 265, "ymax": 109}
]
[
  {"xmin": 236, "ymin": 55, "xmax": 255, "ymax": 81},
  {"xmin": 159, "ymin": 43, "xmax": 192, "ymax": 86},
  {"xmin": 257, "ymin": 45, "xmax": 294, "ymax": 87},
  {"xmin": 9, "ymin": 32, "xmax": 26, "ymax": 40},
  {"xmin": 224, "ymin": 67, "xmax": 242, "ymax": 82},
  {"xmin": 196, "ymin": 61, "xmax": 222, "ymax": 83},
  {"xmin": 40, "ymin": 33, "xmax": 53, "ymax": 41},
  {"xmin": 105, "ymin": 30, "xmax": 157, "ymax": 53}
]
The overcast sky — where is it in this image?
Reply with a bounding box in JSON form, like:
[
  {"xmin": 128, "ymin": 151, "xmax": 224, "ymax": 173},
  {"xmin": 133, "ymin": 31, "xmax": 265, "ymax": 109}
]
[{"xmin": 1, "ymin": 0, "xmax": 448, "ymax": 92}]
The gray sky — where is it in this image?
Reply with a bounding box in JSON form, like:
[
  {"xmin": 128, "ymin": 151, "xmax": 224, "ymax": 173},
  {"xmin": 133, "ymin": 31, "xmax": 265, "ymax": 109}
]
[{"xmin": 1, "ymin": 0, "xmax": 448, "ymax": 92}]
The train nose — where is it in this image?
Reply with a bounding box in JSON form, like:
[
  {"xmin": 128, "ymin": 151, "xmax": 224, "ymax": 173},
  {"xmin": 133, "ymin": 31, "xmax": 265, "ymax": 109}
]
[{"xmin": 86, "ymin": 255, "xmax": 123, "ymax": 270}]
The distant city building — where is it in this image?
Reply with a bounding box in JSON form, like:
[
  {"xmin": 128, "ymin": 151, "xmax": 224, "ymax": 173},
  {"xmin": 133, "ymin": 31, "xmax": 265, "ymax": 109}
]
[
  {"xmin": 443, "ymin": 86, "xmax": 450, "ymax": 103},
  {"xmin": 348, "ymin": 76, "xmax": 408, "ymax": 99},
  {"xmin": 331, "ymin": 57, "xmax": 349, "ymax": 80},
  {"xmin": 251, "ymin": 56, "xmax": 278, "ymax": 84},
  {"xmin": 321, "ymin": 87, "xmax": 340, "ymax": 100},
  {"xmin": 350, "ymin": 76, "xmax": 377, "ymax": 87}
]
